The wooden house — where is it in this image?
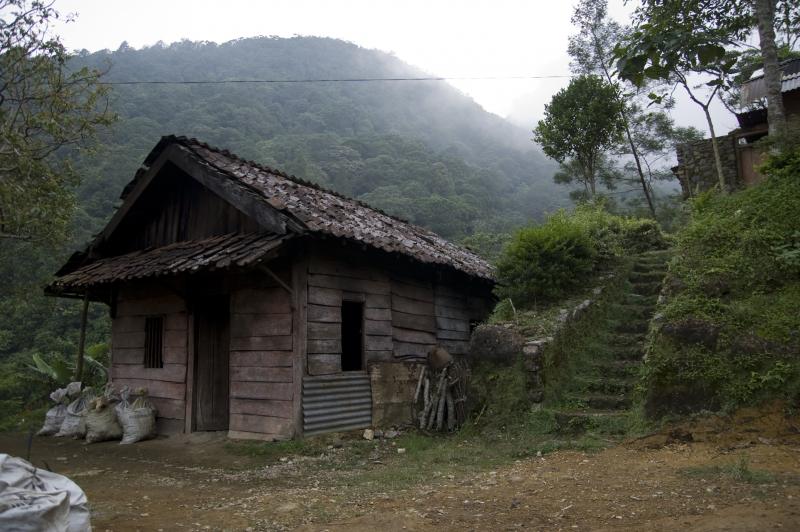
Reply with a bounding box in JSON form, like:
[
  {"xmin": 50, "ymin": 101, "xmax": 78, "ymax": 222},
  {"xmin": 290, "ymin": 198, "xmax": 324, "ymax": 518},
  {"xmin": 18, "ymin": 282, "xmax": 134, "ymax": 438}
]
[
  {"xmin": 49, "ymin": 136, "xmax": 495, "ymax": 440},
  {"xmin": 674, "ymin": 59, "xmax": 800, "ymax": 196}
]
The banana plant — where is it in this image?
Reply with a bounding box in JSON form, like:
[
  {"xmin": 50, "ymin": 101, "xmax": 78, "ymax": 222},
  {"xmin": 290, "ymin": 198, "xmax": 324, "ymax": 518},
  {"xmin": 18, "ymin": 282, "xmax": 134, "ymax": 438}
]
[{"xmin": 27, "ymin": 345, "xmax": 109, "ymax": 387}]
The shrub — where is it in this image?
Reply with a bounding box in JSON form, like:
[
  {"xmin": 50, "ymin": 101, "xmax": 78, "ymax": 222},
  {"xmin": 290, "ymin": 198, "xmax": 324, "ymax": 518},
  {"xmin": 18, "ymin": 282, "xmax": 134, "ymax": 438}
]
[
  {"xmin": 495, "ymin": 215, "xmax": 596, "ymax": 305},
  {"xmin": 495, "ymin": 203, "xmax": 664, "ymax": 307}
]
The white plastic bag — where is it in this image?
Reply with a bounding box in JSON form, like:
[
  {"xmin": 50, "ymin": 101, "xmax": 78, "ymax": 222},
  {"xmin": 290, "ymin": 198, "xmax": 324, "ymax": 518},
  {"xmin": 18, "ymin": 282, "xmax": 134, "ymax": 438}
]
[
  {"xmin": 0, "ymin": 483, "xmax": 70, "ymax": 532},
  {"xmin": 85, "ymin": 397, "xmax": 122, "ymax": 444},
  {"xmin": 55, "ymin": 387, "xmax": 96, "ymax": 439},
  {"xmin": 37, "ymin": 388, "xmax": 69, "ymax": 437},
  {"xmin": 0, "ymin": 454, "xmax": 91, "ymax": 532},
  {"xmin": 119, "ymin": 388, "xmax": 157, "ymax": 445}
]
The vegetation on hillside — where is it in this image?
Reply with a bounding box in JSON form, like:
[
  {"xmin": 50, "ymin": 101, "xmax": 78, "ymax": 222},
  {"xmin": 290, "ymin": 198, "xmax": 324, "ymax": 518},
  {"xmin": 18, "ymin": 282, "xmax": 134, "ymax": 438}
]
[
  {"xmin": 643, "ymin": 146, "xmax": 800, "ymax": 416},
  {"xmin": 494, "ymin": 204, "xmax": 665, "ymax": 307},
  {"xmin": 0, "ymin": 34, "xmax": 566, "ymax": 429}
]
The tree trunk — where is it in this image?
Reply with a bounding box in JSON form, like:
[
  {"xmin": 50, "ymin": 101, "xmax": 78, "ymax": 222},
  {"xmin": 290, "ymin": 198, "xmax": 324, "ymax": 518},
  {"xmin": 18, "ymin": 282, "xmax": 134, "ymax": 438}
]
[
  {"xmin": 703, "ymin": 106, "xmax": 727, "ymax": 192},
  {"xmin": 681, "ymin": 79, "xmax": 728, "ymax": 192},
  {"xmin": 594, "ymin": 35, "xmax": 657, "ymax": 218},
  {"xmin": 754, "ymin": 0, "xmax": 787, "ymax": 139},
  {"xmin": 622, "ymin": 120, "xmax": 657, "ymax": 217}
]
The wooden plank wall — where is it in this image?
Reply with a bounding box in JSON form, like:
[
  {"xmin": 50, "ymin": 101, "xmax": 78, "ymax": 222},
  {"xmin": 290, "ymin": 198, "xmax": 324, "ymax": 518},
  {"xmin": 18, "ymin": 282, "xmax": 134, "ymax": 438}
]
[
  {"xmin": 112, "ymin": 170, "xmax": 260, "ymax": 254},
  {"xmin": 229, "ymin": 276, "xmax": 294, "ymax": 440},
  {"xmin": 433, "ymin": 283, "xmax": 473, "ymax": 356},
  {"xmin": 306, "ymin": 255, "xmax": 392, "ymax": 375},
  {"xmin": 390, "ymin": 275, "xmax": 437, "ymax": 358},
  {"xmin": 110, "ymin": 285, "xmax": 188, "ymax": 433}
]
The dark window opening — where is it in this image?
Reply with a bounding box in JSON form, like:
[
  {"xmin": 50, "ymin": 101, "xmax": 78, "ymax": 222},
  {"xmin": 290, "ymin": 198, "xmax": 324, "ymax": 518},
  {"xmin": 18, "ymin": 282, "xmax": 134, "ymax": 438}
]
[
  {"xmin": 341, "ymin": 301, "xmax": 364, "ymax": 371},
  {"xmin": 144, "ymin": 316, "xmax": 164, "ymax": 368}
]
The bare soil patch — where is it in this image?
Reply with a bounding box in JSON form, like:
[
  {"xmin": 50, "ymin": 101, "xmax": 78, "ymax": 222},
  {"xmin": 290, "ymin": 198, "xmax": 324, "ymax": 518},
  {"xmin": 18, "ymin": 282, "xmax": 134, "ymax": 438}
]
[{"xmin": 2, "ymin": 404, "xmax": 799, "ymax": 531}]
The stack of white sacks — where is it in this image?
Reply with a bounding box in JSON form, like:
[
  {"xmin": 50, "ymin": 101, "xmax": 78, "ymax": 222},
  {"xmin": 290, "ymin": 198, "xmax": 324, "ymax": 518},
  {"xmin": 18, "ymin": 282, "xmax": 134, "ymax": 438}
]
[
  {"xmin": 0, "ymin": 383, "xmax": 159, "ymax": 530},
  {"xmin": 38, "ymin": 383, "xmax": 157, "ymax": 445}
]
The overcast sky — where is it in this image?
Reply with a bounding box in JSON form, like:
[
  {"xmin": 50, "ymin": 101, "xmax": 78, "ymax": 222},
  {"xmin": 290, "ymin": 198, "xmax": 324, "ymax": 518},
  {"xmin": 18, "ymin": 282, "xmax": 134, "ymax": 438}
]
[{"xmin": 53, "ymin": 0, "xmax": 737, "ymax": 136}]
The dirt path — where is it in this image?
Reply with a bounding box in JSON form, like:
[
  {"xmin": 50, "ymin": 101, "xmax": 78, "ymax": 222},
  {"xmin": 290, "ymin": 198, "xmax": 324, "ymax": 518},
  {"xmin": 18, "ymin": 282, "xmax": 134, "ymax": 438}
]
[{"xmin": 2, "ymin": 406, "xmax": 800, "ymax": 531}]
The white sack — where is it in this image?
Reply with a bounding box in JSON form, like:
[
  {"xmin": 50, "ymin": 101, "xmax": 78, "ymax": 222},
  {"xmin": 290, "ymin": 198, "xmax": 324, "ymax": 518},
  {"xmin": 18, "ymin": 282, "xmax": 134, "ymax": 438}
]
[{"xmin": 0, "ymin": 454, "xmax": 91, "ymax": 532}]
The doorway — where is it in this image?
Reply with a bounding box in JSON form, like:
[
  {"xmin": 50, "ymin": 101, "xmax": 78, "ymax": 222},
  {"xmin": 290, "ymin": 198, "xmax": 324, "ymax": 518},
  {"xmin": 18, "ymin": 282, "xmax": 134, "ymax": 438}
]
[
  {"xmin": 193, "ymin": 295, "xmax": 230, "ymax": 431},
  {"xmin": 341, "ymin": 300, "xmax": 364, "ymax": 371}
]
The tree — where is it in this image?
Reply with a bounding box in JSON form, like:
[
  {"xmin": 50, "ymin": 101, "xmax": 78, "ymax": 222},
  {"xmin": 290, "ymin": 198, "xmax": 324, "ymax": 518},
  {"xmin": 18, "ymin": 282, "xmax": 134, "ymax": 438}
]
[
  {"xmin": 568, "ymin": 0, "xmax": 657, "ymax": 217},
  {"xmin": 534, "ymin": 75, "xmax": 625, "ymax": 197},
  {"xmin": 0, "ymin": 0, "xmax": 114, "ymax": 242},
  {"xmin": 754, "ymin": 0, "xmax": 787, "ymax": 138},
  {"xmin": 615, "ymin": 0, "xmax": 800, "ymax": 188},
  {"xmin": 614, "ymin": 0, "xmax": 752, "ymax": 192}
]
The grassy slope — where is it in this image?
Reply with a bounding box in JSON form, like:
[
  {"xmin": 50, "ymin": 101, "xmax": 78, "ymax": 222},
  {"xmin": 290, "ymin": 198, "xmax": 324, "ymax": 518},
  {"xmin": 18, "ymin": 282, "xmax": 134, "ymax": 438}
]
[{"xmin": 643, "ymin": 147, "xmax": 800, "ymax": 416}]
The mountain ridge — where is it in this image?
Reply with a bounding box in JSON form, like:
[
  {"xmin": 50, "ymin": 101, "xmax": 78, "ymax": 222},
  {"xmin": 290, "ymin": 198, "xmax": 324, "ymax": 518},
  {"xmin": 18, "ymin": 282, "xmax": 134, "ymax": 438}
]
[{"xmin": 71, "ymin": 36, "xmax": 564, "ymax": 241}]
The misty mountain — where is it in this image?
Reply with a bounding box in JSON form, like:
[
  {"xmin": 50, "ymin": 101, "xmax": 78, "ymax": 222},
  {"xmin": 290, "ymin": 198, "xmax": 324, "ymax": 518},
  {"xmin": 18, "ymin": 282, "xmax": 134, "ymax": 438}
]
[{"xmin": 72, "ymin": 36, "xmax": 564, "ymax": 240}]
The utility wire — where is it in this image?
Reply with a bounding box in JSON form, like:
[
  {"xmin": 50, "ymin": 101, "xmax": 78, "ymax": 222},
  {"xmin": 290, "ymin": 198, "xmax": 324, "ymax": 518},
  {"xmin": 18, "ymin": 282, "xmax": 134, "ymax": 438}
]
[{"xmin": 104, "ymin": 74, "xmax": 572, "ymax": 85}]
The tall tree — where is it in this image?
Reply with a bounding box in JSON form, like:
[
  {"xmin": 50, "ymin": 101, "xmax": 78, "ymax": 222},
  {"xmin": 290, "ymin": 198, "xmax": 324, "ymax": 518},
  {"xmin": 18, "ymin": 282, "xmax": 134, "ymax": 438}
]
[
  {"xmin": 534, "ymin": 75, "xmax": 625, "ymax": 197},
  {"xmin": 0, "ymin": 0, "xmax": 114, "ymax": 242},
  {"xmin": 614, "ymin": 0, "xmax": 752, "ymax": 192},
  {"xmin": 568, "ymin": 0, "xmax": 657, "ymax": 218},
  {"xmin": 754, "ymin": 0, "xmax": 787, "ymax": 138}
]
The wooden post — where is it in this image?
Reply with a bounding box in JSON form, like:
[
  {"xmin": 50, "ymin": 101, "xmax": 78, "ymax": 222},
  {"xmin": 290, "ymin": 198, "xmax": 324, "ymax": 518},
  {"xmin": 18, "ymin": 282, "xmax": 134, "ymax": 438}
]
[
  {"xmin": 291, "ymin": 247, "xmax": 309, "ymax": 438},
  {"xmin": 184, "ymin": 311, "xmax": 195, "ymax": 434},
  {"xmin": 75, "ymin": 294, "xmax": 89, "ymax": 382}
]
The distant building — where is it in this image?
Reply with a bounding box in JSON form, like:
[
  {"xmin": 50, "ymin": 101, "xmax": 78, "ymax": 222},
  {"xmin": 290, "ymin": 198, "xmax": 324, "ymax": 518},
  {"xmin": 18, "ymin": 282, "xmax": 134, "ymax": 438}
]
[
  {"xmin": 673, "ymin": 58, "xmax": 800, "ymax": 197},
  {"xmin": 48, "ymin": 136, "xmax": 494, "ymax": 440}
]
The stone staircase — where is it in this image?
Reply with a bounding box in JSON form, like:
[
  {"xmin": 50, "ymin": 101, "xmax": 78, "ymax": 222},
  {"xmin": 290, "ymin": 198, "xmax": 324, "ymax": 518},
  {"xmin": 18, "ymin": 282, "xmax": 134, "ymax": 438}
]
[{"xmin": 555, "ymin": 249, "xmax": 671, "ymax": 432}]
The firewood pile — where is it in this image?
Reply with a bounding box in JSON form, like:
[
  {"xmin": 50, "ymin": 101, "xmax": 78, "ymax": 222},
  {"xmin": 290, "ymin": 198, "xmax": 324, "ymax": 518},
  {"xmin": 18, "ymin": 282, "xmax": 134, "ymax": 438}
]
[{"xmin": 414, "ymin": 349, "xmax": 469, "ymax": 431}]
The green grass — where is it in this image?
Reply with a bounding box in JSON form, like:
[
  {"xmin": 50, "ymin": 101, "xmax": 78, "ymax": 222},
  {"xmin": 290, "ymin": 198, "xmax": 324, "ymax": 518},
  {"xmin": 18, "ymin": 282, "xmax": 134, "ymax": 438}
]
[
  {"xmin": 644, "ymin": 148, "xmax": 800, "ymax": 415},
  {"xmin": 683, "ymin": 455, "xmax": 776, "ymax": 484},
  {"xmin": 225, "ymin": 437, "xmax": 329, "ymax": 461}
]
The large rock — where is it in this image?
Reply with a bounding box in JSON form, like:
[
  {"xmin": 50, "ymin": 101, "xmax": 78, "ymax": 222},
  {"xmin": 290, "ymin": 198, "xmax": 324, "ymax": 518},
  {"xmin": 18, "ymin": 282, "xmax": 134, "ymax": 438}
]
[
  {"xmin": 660, "ymin": 318, "xmax": 720, "ymax": 350},
  {"xmin": 468, "ymin": 324, "xmax": 526, "ymax": 362}
]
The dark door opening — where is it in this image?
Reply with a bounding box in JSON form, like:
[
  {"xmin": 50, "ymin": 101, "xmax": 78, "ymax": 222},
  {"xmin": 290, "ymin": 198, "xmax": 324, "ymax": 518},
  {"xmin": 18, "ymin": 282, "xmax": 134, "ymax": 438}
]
[
  {"xmin": 194, "ymin": 295, "xmax": 230, "ymax": 431},
  {"xmin": 341, "ymin": 301, "xmax": 364, "ymax": 371}
]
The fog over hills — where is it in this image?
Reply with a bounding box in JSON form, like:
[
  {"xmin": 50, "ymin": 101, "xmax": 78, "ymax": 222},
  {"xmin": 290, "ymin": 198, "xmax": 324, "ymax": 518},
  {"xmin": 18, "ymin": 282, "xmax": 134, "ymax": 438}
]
[{"xmin": 73, "ymin": 36, "xmax": 565, "ymax": 240}]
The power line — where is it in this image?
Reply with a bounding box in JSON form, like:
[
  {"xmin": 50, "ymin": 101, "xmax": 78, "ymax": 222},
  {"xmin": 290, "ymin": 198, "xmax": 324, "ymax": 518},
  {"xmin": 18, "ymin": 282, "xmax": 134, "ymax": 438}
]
[{"xmin": 104, "ymin": 74, "xmax": 572, "ymax": 86}]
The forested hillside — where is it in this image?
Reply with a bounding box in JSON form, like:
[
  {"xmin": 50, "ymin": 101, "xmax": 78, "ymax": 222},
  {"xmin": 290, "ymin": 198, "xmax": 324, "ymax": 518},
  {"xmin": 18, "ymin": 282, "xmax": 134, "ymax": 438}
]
[
  {"xmin": 73, "ymin": 37, "xmax": 562, "ymax": 238},
  {"xmin": 0, "ymin": 36, "xmax": 563, "ymax": 416}
]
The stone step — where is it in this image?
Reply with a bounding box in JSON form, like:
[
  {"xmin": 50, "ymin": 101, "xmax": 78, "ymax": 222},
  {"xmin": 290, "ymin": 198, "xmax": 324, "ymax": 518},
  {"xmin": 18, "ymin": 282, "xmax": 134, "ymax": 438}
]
[
  {"xmin": 638, "ymin": 249, "xmax": 672, "ymax": 259},
  {"xmin": 591, "ymin": 360, "xmax": 640, "ymax": 378},
  {"xmin": 614, "ymin": 345, "xmax": 645, "ymax": 360},
  {"xmin": 633, "ymin": 261, "xmax": 667, "ymax": 272},
  {"xmin": 610, "ymin": 304, "xmax": 655, "ymax": 319},
  {"xmin": 629, "ymin": 271, "xmax": 666, "ymax": 283},
  {"xmin": 553, "ymin": 410, "xmax": 630, "ymax": 435},
  {"xmin": 580, "ymin": 394, "xmax": 632, "ymax": 410},
  {"xmin": 574, "ymin": 377, "xmax": 634, "ymax": 395},
  {"xmin": 614, "ymin": 321, "xmax": 649, "ymax": 334},
  {"xmin": 630, "ymin": 283, "xmax": 662, "ymax": 296},
  {"xmin": 608, "ymin": 332, "xmax": 646, "ymax": 345},
  {"xmin": 623, "ymin": 296, "xmax": 658, "ymax": 309}
]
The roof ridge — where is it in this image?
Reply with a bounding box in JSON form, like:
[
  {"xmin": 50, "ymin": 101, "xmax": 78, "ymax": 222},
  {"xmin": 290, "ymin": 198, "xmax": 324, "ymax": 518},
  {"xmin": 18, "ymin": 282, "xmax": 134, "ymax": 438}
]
[
  {"xmin": 169, "ymin": 135, "xmax": 437, "ymax": 233},
  {"xmin": 138, "ymin": 135, "xmax": 493, "ymax": 281}
]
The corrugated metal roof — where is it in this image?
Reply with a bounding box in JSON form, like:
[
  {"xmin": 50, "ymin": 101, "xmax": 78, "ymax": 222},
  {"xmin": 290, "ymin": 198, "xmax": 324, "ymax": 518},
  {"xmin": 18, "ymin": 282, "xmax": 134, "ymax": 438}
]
[
  {"xmin": 740, "ymin": 59, "xmax": 800, "ymax": 105},
  {"xmin": 303, "ymin": 372, "xmax": 372, "ymax": 435}
]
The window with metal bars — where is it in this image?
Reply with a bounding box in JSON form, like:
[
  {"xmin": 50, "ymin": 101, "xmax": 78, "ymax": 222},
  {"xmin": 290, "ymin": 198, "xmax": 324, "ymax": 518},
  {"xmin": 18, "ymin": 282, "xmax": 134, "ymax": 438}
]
[{"xmin": 144, "ymin": 316, "xmax": 164, "ymax": 368}]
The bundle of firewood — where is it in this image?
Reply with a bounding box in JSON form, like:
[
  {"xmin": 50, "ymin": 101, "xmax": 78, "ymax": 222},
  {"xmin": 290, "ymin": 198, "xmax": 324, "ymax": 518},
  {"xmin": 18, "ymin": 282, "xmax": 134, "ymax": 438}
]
[{"xmin": 414, "ymin": 353, "xmax": 468, "ymax": 431}]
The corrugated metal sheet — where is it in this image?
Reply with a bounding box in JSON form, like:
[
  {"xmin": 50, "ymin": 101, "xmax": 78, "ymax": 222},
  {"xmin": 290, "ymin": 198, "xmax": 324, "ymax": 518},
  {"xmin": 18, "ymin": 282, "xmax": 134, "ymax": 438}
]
[
  {"xmin": 740, "ymin": 59, "xmax": 800, "ymax": 106},
  {"xmin": 303, "ymin": 372, "xmax": 372, "ymax": 436},
  {"xmin": 785, "ymin": 72, "xmax": 800, "ymax": 93}
]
